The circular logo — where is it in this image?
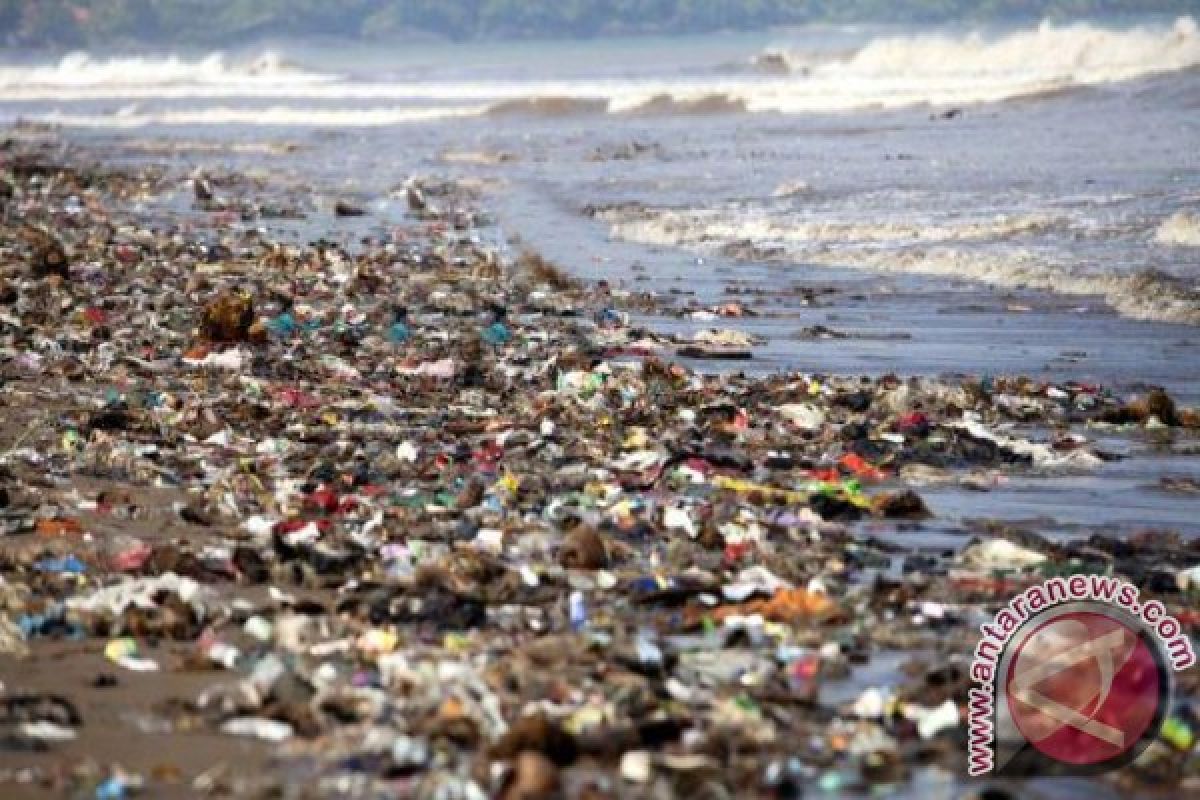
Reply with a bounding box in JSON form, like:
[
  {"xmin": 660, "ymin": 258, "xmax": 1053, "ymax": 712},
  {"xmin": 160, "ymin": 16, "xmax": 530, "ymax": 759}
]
[{"xmin": 1005, "ymin": 609, "xmax": 1168, "ymax": 768}]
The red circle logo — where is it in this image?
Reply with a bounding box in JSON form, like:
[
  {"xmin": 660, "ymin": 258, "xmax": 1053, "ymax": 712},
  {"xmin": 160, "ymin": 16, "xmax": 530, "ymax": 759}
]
[{"xmin": 1005, "ymin": 611, "xmax": 1162, "ymax": 765}]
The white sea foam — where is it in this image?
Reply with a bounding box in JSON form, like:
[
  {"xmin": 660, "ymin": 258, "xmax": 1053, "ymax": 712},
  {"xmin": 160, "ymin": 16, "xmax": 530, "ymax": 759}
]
[
  {"xmin": 604, "ymin": 208, "xmax": 1200, "ymax": 324},
  {"xmin": 740, "ymin": 16, "xmax": 1200, "ymax": 112},
  {"xmin": 605, "ymin": 209, "xmax": 1067, "ymax": 246},
  {"xmin": 1156, "ymin": 211, "xmax": 1200, "ymax": 246},
  {"xmin": 800, "ymin": 248, "xmax": 1200, "ymax": 325},
  {"xmin": 0, "ymin": 51, "xmax": 335, "ymax": 91},
  {"xmin": 772, "ymin": 17, "xmax": 1199, "ymax": 82},
  {"xmin": 3, "ymin": 18, "xmax": 1197, "ymax": 118},
  {"xmin": 32, "ymin": 104, "xmax": 489, "ymax": 128}
]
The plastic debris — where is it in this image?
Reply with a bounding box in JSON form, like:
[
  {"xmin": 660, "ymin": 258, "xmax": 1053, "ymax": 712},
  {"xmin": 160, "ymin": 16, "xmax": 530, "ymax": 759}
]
[{"xmin": 0, "ymin": 133, "xmax": 1195, "ymax": 800}]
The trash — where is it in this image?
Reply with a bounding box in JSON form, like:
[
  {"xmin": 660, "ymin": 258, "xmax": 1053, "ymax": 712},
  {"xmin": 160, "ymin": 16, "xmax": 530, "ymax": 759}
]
[
  {"xmin": 0, "ymin": 616, "xmax": 30, "ymax": 658},
  {"xmin": 1102, "ymin": 388, "xmax": 1182, "ymax": 427},
  {"xmin": 34, "ymin": 554, "xmax": 87, "ymax": 574},
  {"xmin": 722, "ymin": 566, "xmax": 793, "ymax": 602},
  {"xmin": 243, "ymin": 615, "xmax": 273, "ymax": 642},
  {"xmin": 94, "ymin": 776, "xmax": 129, "ymax": 800},
  {"xmin": 960, "ymin": 539, "xmax": 1048, "ymax": 570},
  {"xmin": 333, "ymin": 200, "xmax": 365, "ymax": 217},
  {"xmin": 0, "ymin": 133, "xmax": 1193, "ymax": 800},
  {"xmin": 104, "ymin": 638, "xmax": 159, "ymax": 672},
  {"xmin": 908, "ymin": 699, "xmax": 960, "ymax": 739},
  {"xmin": 852, "ymin": 687, "xmax": 890, "ymax": 719},
  {"xmin": 568, "ymin": 590, "xmax": 588, "ymax": 632},
  {"xmin": 36, "ymin": 517, "xmax": 84, "ymax": 537},
  {"xmin": 1178, "ymin": 565, "xmax": 1200, "ymax": 592},
  {"xmin": 19, "ymin": 721, "xmax": 79, "ymax": 742},
  {"xmin": 220, "ymin": 717, "xmax": 294, "ymax": 742},
  {"xmin": 19, "ymin": 223, "xmax": 69, "ymax": 278},
  {"xmin": 199, "ymin": 288, "xmax": 260, "ymax": 343},
  {"xmin": 620, "ymin": 750, "xmax": 653, "ymax": 783},
  {"xmin": 482, "ymin": 320, "xmax": 513, "ymax": 345},
  {"xmin": 500, "ymin": 751, "xmax": 561, "ymax": 800},
  {"xmin": 388, "ymin": 319, "xmax": 411, "ymax": 344},
  {"xmin": 1160, "ymin": 715, "xmax": 1195, "ymax": 752},
  {"xmin": 559, "ymin": 527, "xmax": 609, "ymax": 570},
  {"xmin": 700, "ymin": 587, "xmax": 839, "ymax": 627},
  {"xmin": 840, "ymin": 453, "xmax": 888, "ymax": 482},
  {"xmin": 872, "ymin": 490, "xmax": 931, "ymax": 519},
  {"xmin": 778, "ymin": 403, "xmax": 825, "ymax": 431}
]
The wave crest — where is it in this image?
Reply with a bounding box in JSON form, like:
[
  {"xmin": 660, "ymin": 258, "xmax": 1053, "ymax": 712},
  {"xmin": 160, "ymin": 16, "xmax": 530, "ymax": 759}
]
[
  {"xmin": 485, "ymin": 96, "xmax": 607, "ymax": 116},
  {"xmin": 0, "ymin": 51, "xmax": 334, "ymax": 91},
  {"xmin": 763, "ymin": 17, "xmax": 1199, "ymax": 79},
  {"xmin": 3, "ymin": 18, "xmax": 1198, "ymax": 118},
  {"xmin": 1156, "ymin": 211, "xmax": 1200, "ymax": 246},
  {"xmin": 624, "ymin": 92, "xmax": 747, "ymax": 115}
]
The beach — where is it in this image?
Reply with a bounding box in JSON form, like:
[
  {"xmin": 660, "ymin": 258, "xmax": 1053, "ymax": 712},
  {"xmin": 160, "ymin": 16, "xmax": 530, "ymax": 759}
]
[{"xmin": 0, "ymin": 15, "xmax": 1198, "ymax": 799}]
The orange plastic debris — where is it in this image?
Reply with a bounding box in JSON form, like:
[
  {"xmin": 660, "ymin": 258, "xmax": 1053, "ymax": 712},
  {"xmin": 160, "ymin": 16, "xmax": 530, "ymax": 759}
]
[
  {"xmin": 36, "ymin": 517, "xmax": 84, "ymax": 537},
  {"xmin": 754, "ymin": 587, "xmax": 836, "ymax": 622},
  {"xmin": 839, "ymin": 452, "xmax": 887, "ymax": 481},
  {"xmin": 438, "ymin": 696, "xmax": 468, "ymax": 720},
  {"xmin": 699, "ymin": 587, "xmax": 838, "ymax": 627}
]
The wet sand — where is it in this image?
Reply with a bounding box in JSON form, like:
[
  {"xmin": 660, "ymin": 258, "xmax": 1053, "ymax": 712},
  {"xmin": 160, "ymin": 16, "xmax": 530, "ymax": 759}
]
[{"xmin": 0, "ymin": 643, "xmax": 273, "ymax": 799}]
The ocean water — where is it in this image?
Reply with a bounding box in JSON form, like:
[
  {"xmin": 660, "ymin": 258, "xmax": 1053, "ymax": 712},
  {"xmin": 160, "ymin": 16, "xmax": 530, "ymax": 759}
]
[
  {"xmin": 2, "ymin": 16, "xmax": 1199, "ymax": 537},
  {"xmin": 4, "ymin": 18, "xmax": 1196, "ymax": 321}
]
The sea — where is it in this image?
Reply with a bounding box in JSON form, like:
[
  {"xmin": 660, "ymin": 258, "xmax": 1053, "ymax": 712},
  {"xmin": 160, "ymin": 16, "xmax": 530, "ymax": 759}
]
[{"xmin": 1, "ymin": 15, "xmax": 1198, "ymax": 543}]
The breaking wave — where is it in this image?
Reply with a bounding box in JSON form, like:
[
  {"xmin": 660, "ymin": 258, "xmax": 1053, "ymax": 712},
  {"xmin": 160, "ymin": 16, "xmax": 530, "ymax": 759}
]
[
  {"xmin": 738, "ymin": 16, "xmax": 1200, "ymax": 112},
  {"xmin": 623, "ymin": 92, "xmax": 748, "ymax": 115},
  {"xmin": 1, "ymin": 18, "xmax": 1196, "ymax": 116},
  {"xmin": 0, "ymin": 51, "xmax": 335, "ymax": 91},
  {"xmin": 763, "ymin": 17, "xmax": 1200, "ymax": 84},
  {"xmin": 799, "ymin": 250, "xmax": 1200, "ymax": 325},
  {"xmin": 602, "ymin": 207, "xmax": 1200, "ymax": 325},
  {"xmin": 604, "ymin": 209, "xmax": 1069, "ymax": 246},
  {"xmin": 1156, "ymin": 211, "xmax": 1200, "ymax": 246},
  {"xmin": 485, "ymin": 96, "xmax": 607, "ymax": 116}
]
